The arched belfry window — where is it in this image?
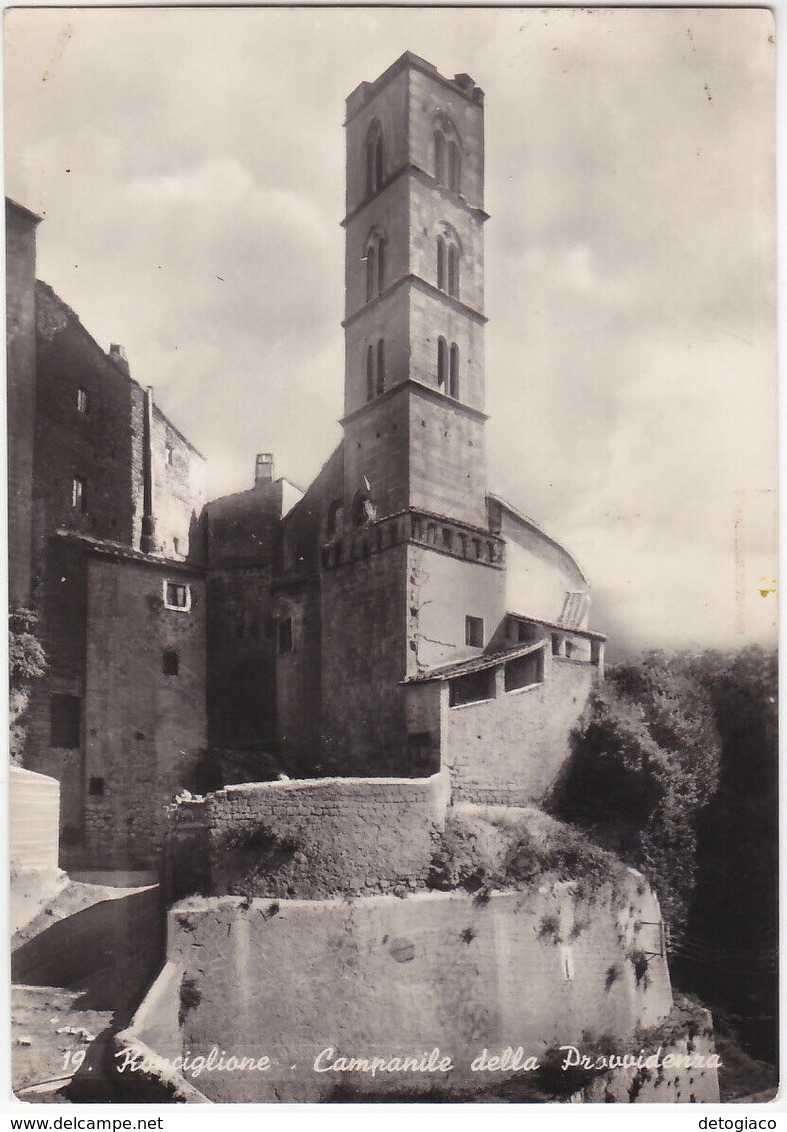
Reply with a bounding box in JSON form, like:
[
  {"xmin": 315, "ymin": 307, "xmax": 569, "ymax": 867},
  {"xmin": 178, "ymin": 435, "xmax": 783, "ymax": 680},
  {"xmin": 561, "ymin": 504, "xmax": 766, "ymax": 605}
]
[
  {"xmin": 448, "ymin": 141, "xmax": 461, "ymax": 192},
  {"xmin": 449, "ymin": 343, "xmax": 459, "ymax": 398},
  {"xmin": 448, "ymin": 245, "xmax": 459, "ymax": 298},
  {"xmin": 437, "ymin": 337, "xmax": 447, "ymax": 390},
  {"xmin": 433, "ymin": 116, "xmax": 462, "ymax": 193},
  {"xmin": 436, "ymin": 228, "xmax": 461, "ymax": 299},
  {"xmin": 376, "ymin": 339, "xmax": 386, "ymax": 396},
  {"xmin": 366, "ymin": 339, "xmax": 386, "ymax": 400},
  {"xmin": 366, "ymin": 121, "xmax": 384, "ymax": 197},
  {"xmin": 366, "ymin": 345, "xmax": 375, "ymax": 402},
  {"xmin": 364, "ymin": 229, "xmax": 387, "ymax": 302},
  {"xmin": 366, "ymin": 243, "xmax": 377, "ymax": 303}
]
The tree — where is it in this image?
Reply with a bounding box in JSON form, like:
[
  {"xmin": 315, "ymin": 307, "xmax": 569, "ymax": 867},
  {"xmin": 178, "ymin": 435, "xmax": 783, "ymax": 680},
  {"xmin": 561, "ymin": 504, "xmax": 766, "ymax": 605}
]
[
  {"xmin": 9, "ymin": 609, "xmax": 46, "ymax": 765},
  {"xmin": 548, "ymin": 650, "xmax": 722, "ymax": 937}
]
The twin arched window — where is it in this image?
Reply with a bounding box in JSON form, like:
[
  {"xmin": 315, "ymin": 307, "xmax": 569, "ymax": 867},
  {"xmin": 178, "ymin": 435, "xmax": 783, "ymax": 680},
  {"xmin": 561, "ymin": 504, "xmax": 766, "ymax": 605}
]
[
  {"xmin": 366, "ymin": 339, "xmax": 386, "ymax": 401},
  {"xmin": 434, "ymin": 118, "xmax": 461, "ymax": 193},
  {"xmin": 365, "ymin": 231, "xmax": 386, "ymax": 302},
  {"xmin": 437, "ymin": 338, "xmax": 460, "ymax": 399},
  {"xmin": 366, "ymin": 121, "xmax": 384, "ymax": 197},
  {"xmin": 436, "ymin": 236, "xmax": 460, "ymax": 298}
]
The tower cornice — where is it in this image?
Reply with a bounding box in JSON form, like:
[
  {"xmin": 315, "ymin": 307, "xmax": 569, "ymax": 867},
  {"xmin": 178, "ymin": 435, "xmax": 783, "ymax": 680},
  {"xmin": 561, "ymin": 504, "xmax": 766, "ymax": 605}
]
[
  {"xmin": 345, "ymin": 51, "xmax": 484, "ymax": 125},
  {"xmin": 341, "ymin": 163, "xmax": 489, "ymax": 230},
  {"xmin": 342, "ymin": 273, "xmax": 487, "ymax": 330},
  {"xmin": 340, "ymin": 378, "xmax": 489, "ymax": 429}
]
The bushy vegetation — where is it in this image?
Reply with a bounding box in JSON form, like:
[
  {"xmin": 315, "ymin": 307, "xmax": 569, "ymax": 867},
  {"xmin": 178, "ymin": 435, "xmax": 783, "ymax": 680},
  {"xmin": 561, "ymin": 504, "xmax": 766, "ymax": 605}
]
[
  {"xmin": 550, "ymin": 652, "xmax": 779, "ymax": 978},
  {"xmin": 428, "ymin": 805, "xmax": 627, "ymax": 905},
  {"xmin": 8, "ymin": 609, "xmax": 46, "ymax": 765}
]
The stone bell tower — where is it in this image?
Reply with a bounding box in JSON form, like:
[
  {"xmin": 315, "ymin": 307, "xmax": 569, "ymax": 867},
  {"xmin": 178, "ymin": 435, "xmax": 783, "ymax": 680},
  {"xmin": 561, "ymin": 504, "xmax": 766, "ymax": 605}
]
[
  {"xmin": 341, "ymin": 52, "xmax": 489, "ymax": 528},
  {"xmin": 320, "ymin": 54, "xmax": 504, "ymax": 775}
]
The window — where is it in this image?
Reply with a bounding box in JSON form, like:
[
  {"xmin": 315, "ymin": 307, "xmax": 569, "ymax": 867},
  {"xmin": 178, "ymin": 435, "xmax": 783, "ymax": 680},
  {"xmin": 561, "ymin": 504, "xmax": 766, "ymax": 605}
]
[
  {"xmin": 164, "ymin": 581, "xmax": 191, "ymax": 611},
  {"xmin": 162, "ymin": 649, "xmax": 180, "ymax": 676},
  {"xmin": 551, "ymin": 633, "xmax": 563, "ymax": 657},
  {"xmin": 436, "ymin": 235, "xmax": 460, "ymax": 297},
  {"xmin": 447, "ymin": 244, "xmax": 459, "ymax": 298},
  {"xmin": 448, "ymin": 141, "xmax": 461, "ymax": 192},
  {"xmin": 434, "ymin": 118, "xmax": 461, "ymax": 193},
  {"xmin": 367, "ymin": 345, "xmax": 375, "ymax": 401},
  {"xmin": 366, "ymin": 339, "xmax": 385, "ymax": 400},
  {"xmin": 437, "ymin": 337, "xmax": 447, "ymax": 390},
  {"xmin": 173, "ymin": 537, "xmax": 180, "ymax": 556},
  {"xmin": 165, "ymin": 442, "xmax": 174, "ymax": 466},
  {"xmin": 77, "ymin": 387, "xmax": 90, "ymax": 414},
  {"xmin": 376, "ymin": 339, "xmax": 385, "ymax": 396},
  {"xmin": 434, "ymin": 130, "xmax": 445, "ymax": 184},
  {"xmin": 366, "ymin": 121, "xmax": 384, "ymax": 196},
  {"xmin": 449, "ymin": 343, "xmax": 459, "ymax": 399},
  {"xmin": 504, "ymin": 650, "xmax": 544, "ymax": 692},
  {"xmin": 366, "ymin": 243, "xmax": 376, "ymax": 302},
  {"xmin": 50, "ymin": 694, "xmax": 80, "ymax": 748},
  {"xmin": 449, "ymin": 668, "xmax": 495, "ymax": 707},
  {"xmin": 377, "ymin": 237, "xmax": 386, "ymax": 294},
  {"xmin": 71, "ymin": 476, "xmax": 87, "ymax": 513},
  {"xmin": 277, "ymin": 617, "xmax": 293, "ymax": 654},
  {"xmin": 88, "ymin": 777, "xmax": 105, "ymax": 797},
  {"xmin": 465, "ymin": 615, "xmax": 484, "ymax": 648}
]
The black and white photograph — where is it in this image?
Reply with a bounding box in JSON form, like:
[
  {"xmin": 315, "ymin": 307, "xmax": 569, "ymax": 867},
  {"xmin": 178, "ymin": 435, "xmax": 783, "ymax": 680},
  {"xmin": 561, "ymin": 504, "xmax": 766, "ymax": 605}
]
[{"xmin": 4, "ymin": 5, "xmax": 778, "ymax": 1110}]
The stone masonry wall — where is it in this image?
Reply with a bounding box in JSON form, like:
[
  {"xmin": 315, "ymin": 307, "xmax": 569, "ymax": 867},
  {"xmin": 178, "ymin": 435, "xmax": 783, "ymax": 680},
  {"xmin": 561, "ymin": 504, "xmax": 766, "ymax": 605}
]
[
  {"xmin": 151, "ymin": 870, "xmax": 672, "ymax": 1102},
  {"xmin": 6, "ymin": 202, "xmax": 38, "ymax": 611},
  {"xmin": 179, "ymin": 772, "xmax": 450, "ymax": 899},
  {"xmin": 445, "ymin": 652, "xmax": 597, "ymax": 805}
]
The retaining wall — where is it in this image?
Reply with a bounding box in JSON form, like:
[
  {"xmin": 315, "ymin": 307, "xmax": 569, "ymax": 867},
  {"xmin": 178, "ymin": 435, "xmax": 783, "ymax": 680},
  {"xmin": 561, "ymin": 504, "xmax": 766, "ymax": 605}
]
[
  {"xmin": 125, "ymin": 872, "xmax": 673, "ymax": 1103},
  {"xmin": 169, "ymin": 772, "xmax": 451, "ymax": 899}
]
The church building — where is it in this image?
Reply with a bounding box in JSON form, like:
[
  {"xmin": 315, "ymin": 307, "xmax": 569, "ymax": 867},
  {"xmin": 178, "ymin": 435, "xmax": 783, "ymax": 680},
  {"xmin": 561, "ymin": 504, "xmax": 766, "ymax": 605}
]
[{"xmin": 7, "ymin": 52, "xmax": 606, "ymax": 866}]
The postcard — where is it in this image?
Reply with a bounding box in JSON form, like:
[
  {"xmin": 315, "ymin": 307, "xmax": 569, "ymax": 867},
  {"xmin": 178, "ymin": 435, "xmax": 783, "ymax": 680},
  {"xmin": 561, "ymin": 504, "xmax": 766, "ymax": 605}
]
[{"xmin": 5, "ymin": 6, "xmax": 778, "ymax": 1109}]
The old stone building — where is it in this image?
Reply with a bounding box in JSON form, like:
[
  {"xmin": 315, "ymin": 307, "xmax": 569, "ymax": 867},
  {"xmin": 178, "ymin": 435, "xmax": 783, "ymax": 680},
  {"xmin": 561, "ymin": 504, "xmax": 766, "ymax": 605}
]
[
  {"xmin": 6, "ymin": 198, "xmax": 208, "ymax": 867},
  {"xmin": 7, "ymin": 52, "xmax": 605, "ymax": 866},
  {"xmin": 207, "ymin": 52, "xmax": 606, "ymax": 786}
]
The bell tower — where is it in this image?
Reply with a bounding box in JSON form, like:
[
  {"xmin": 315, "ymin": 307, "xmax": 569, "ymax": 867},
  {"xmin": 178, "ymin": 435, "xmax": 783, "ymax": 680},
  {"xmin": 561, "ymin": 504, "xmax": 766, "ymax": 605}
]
[
  {"xmin": 319, "ymin": 55, "xmax": 504, "ymax": 775},
  {"xmin": 341, "ymin": 52, "xmax": 489, "ymax": 529}
]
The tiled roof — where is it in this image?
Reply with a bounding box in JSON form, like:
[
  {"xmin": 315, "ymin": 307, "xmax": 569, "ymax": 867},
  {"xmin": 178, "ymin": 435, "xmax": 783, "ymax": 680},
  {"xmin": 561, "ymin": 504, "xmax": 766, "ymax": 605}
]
[
  {"xmin": 55, "ymin": 529, "xmax": 204, "ymax": 574},
  {"xmin": 402, "ymin": 640, "xmax": 545, "ymax": 685},
  {"xmin": 508, "ymin": 611, "xmax": 607, "ymax": 641}
]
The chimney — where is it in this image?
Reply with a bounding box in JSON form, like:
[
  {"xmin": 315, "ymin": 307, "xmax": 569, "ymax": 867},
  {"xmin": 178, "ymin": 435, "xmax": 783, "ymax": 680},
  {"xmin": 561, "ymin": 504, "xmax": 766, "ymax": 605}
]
[
  {"xmin": 255, "ymin": 453, "xmax": 274, "ymax": 487},
  {"xmin": 109, "ymin": 343, "xmax": 130, "ymax": 376},
  {"xmin": 140, "ymin": 386, "xmax": 157, "ymax": 553}
]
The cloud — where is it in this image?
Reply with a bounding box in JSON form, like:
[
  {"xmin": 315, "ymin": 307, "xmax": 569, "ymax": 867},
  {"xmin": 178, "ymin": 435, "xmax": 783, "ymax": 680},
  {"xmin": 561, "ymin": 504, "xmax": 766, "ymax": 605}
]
[{"xmin": 5, "ymin": 7, "xmax": 776, "ymax": 653}]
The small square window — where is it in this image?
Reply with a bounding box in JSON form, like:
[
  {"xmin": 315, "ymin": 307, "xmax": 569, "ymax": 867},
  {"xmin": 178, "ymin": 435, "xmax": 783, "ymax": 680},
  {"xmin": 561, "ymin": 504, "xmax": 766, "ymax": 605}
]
[
  {"xmin": 164, "ymin": 581, "xmax": 191, "ymax": 610},
  {"xmin": 88, "ymin": 776, "xmax": 105, "ymax": 797},
  {"xmin": 71, "ymin": 476, "xmax": 87, "ymax": 514},
  {"xmin": 77, "ymin": 387, "xmax": 90, "ymax": 414},
  {"xmin": 465, "ymin": 615, "xmax": 484, "ymax": 648},
  {"xmin": 162, "ymin": 649, "xmax": 179, "ymax": 676},
  {"xmin": 277, "ymin": 617, "xmax": 293, "ymax": 654}
]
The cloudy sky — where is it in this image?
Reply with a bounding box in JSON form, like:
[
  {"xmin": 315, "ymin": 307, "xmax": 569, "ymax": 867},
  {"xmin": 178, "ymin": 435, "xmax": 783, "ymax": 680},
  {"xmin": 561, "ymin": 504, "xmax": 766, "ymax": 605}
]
[{"xmin": 4, "ymin": 6, "xmax": 777, "ymax": 656}]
